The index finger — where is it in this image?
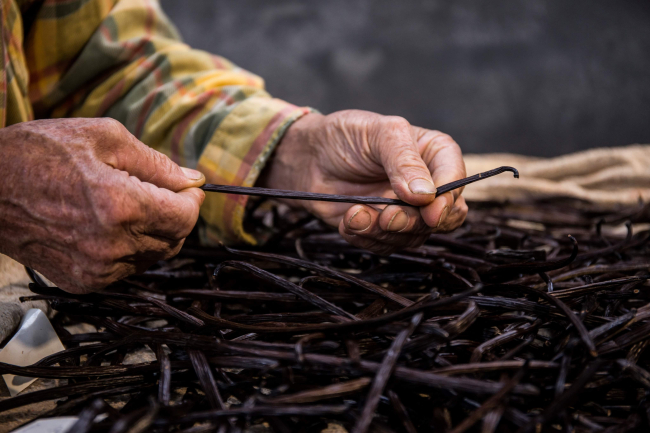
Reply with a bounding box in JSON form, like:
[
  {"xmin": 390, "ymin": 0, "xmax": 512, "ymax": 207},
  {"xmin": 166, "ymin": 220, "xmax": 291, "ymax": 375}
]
[
  {"xmin": 94, "ymin": 118, "xmax": 205, "ymax": 193},
  {"xmin": 136, "ymin": 181, "xmax": 205, "ymax": 241}
]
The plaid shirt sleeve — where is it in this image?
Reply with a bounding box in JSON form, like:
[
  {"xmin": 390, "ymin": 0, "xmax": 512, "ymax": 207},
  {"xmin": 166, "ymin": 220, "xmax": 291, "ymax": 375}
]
[{"xmin": 24, "ymin": 0, "xmax": 313, "ymax": 245}]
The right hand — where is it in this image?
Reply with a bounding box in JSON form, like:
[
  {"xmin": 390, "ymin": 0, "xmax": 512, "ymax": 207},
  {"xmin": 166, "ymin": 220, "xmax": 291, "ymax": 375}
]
[
  {"xmin": 0, "ymin": 118, "xmax": 205, "ymax": 294},
  {"xmin": 260, "ymin": 111, "xmax": 468, "ymax": 255}
]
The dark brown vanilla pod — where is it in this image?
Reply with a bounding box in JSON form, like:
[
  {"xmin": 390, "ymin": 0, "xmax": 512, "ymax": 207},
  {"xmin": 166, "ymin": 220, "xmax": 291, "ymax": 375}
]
[
  {"xmin": 353, "ymin": 312, "xmax": 423, "ymax": 433},
  {"xmin": 480, "ymin": 235, "xmax": 579, "ymax": 281},
  {"xmin": 0, "ymin": 376, "xmax": 145, "ymax": 413},
  {"xmin": 14, "ymin": 197, "xmax": 650, "ymax": 431},
  {"xmin": 449, "ymin": 360, "xmax": 530, "ymax": 433},
  {"xmin": 200, "ymin": 165, "xmax": 519, "ymax": 206},
  {"xmin": 260, "ymin": 377, "xmax": 372, "ymax": 404}
]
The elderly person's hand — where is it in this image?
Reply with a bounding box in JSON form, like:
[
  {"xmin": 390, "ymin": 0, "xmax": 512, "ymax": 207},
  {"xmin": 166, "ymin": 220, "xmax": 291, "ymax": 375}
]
[
  {"xmin": 261, "ymin": 110, "xmax": 468, "ymax": 255},
  {"xmin": 0, "ymin": 119, "xmax": 205, "ymax": 294}
]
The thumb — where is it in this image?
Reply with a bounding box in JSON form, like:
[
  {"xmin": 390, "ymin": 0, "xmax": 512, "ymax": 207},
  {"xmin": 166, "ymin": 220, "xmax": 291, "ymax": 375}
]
[
  {"xmin": 98, "ymin": 120, "xmax": 205, "ymax": 192},
  {"xmin": 370, "ymin": 116, "xmax": 436, "ymax": 206}
]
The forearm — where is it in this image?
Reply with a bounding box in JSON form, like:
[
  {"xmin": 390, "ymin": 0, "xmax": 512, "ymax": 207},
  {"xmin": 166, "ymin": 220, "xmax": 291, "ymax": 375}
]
[{"xmin": 26, "ymin": 0, "xmax": 312, "ymax": 245}]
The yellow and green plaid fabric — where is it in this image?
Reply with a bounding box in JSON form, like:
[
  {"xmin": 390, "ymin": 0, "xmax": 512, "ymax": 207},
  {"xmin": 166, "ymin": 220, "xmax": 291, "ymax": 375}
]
[{"xmin": 0, "ymin": 0, "xmax": 311, "ymax": 245}]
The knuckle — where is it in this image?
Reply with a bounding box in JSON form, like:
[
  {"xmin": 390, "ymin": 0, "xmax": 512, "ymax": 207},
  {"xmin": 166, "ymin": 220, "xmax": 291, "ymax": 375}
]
[
  {"xmin": 90, "ymin": 119, "xmax": 131, "ymax": 158},
  {"xmin": 148, "ymin": 248, "xmax": 171, "ymax": 262},
  {"xmin": 81, "ymin": 240, "xmax": 124, "ymax": 269},
  {"xmin": 383, "ymin": 116, "xmax": 411, "ymax": 131},
  {"xmin": 148, "ymin": 241, "xmax": 180, "ymax": 262},
  {"xmin": 76, "ymin": 263, "xmax": 113, "ymax": 293},
  {"xmin": 152, "ymin": 148, "xmax": 171, "ymax": 165},
  {"xmin": 101, "ymin": 117, "xmax": 127, "ymax": 133},
  {"xmin": 151, "ymin": 150, "xmax": 175, "ymax": 177},
  {"xmin": 90, "ymin": 247, "xmax": 115, "ymax": 265},
  {"xmin": 397, "ymin": 153, "xmax": 428, "ymax": 170},
  {"xmin": 434, "ymin": 132, "xmax": 454, "ymax": 143},
  {"xmin": 101, "ymin": 119, "xmax": 135, "ymax": 149},
  {"xmin": 426, "ymin": 130, "xmax": 456, "ymax": 145},
  {"xmin": 100, "ymin": 200, "xmax": 132, "ymax": 227},
  {"xmin": 164, "ymin": 241, "xmax": 184, "ymax": 259}
]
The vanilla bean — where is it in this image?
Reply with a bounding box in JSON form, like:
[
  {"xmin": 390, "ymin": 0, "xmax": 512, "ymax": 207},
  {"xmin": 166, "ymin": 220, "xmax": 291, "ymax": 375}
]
[
  {"xmin": 0, "ymin": 376, "xmax": 145, "ymax": 413},
  {"xmin": 261, "ymin": 377, "xmax": 372, "ymax": 404},
  {"xmin": 353, "ymin": 312, "xmax": 423, "ymax": 433},
  {"xmin": 15, "ymin": 195, "xmax": 650, "ymax": 432},
  {"xmin": 200, "ymin": 166, "xmax": 519, "ymax": 206},
  {"xmin": 449, "ymin": 360, "xmax": 530, "ymax": 433}
]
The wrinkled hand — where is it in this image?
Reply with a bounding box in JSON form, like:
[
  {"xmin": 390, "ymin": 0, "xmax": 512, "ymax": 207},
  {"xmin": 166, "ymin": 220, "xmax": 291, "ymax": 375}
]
[
  {"xmin": 0, "ymin": 118, "xmax": 205, "ymax": 294},
  {"xmin": 260, "ymin": 110, "xmax": 468, "ymax": 255}
]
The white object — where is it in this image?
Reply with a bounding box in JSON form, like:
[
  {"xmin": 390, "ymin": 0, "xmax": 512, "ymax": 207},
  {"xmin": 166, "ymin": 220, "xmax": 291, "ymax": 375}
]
[
  {"xmin": 10, "ymin": 417, "xmax": 78, "ymax": 433},
  {"xmin": 0, "ymin": 308, "xmax": 65, "ymax": 396}
]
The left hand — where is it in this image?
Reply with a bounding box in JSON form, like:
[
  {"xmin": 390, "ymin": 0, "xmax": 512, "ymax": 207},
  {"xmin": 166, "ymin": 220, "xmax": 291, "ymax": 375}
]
[{"xmin": 259, "ymin": 110, "xmax": 468, "ymax": 255}]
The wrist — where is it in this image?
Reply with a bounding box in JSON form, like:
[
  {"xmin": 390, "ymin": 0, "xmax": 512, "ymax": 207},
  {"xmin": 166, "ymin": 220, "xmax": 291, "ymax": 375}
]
[{"xmin": 258, "ymin": 113, "xmax": 324, "ymax": 207}]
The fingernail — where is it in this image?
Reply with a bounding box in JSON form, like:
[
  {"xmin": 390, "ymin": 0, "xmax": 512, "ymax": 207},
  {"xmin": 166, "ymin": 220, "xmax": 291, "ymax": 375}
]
[
  {"xmin": 437, "ymin": 206, "xmax": 450, "ymax": 229},
  {"xmin": 181, "ymin": 167, "xmax": 204, "ymax": 181},
  {"xmin": 386, "ymin": 211, "xmax": 409, "ymax": 232},
  {"xmin": 409, "ymin": 178, "xmax": 437, "ymax": 195},
  {"xmin": 348, "ymin": 210, "xmax": 371, "ymax": 232}
]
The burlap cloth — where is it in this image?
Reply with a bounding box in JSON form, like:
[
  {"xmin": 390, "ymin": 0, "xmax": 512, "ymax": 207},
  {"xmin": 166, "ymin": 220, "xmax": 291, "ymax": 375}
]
[
  {"xmin": 0, "ymin": 144, "xmax": 648, "ymax": 431},
  {"xmin": 463, "ymin": 144, "xmax": 650, "ymax": 205}
]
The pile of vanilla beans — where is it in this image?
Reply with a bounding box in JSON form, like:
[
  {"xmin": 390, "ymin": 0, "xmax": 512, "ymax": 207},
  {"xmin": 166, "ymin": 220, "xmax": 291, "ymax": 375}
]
[{"xmin": 2, "ymin": 198, "xmax": 650, "ymax": 433}]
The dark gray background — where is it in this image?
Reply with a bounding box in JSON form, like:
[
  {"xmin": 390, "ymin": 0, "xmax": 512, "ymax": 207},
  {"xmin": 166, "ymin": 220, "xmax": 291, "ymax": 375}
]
[{"xmin": 160, "ymin": 0, "xmax": 650, "ymax": 157}]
